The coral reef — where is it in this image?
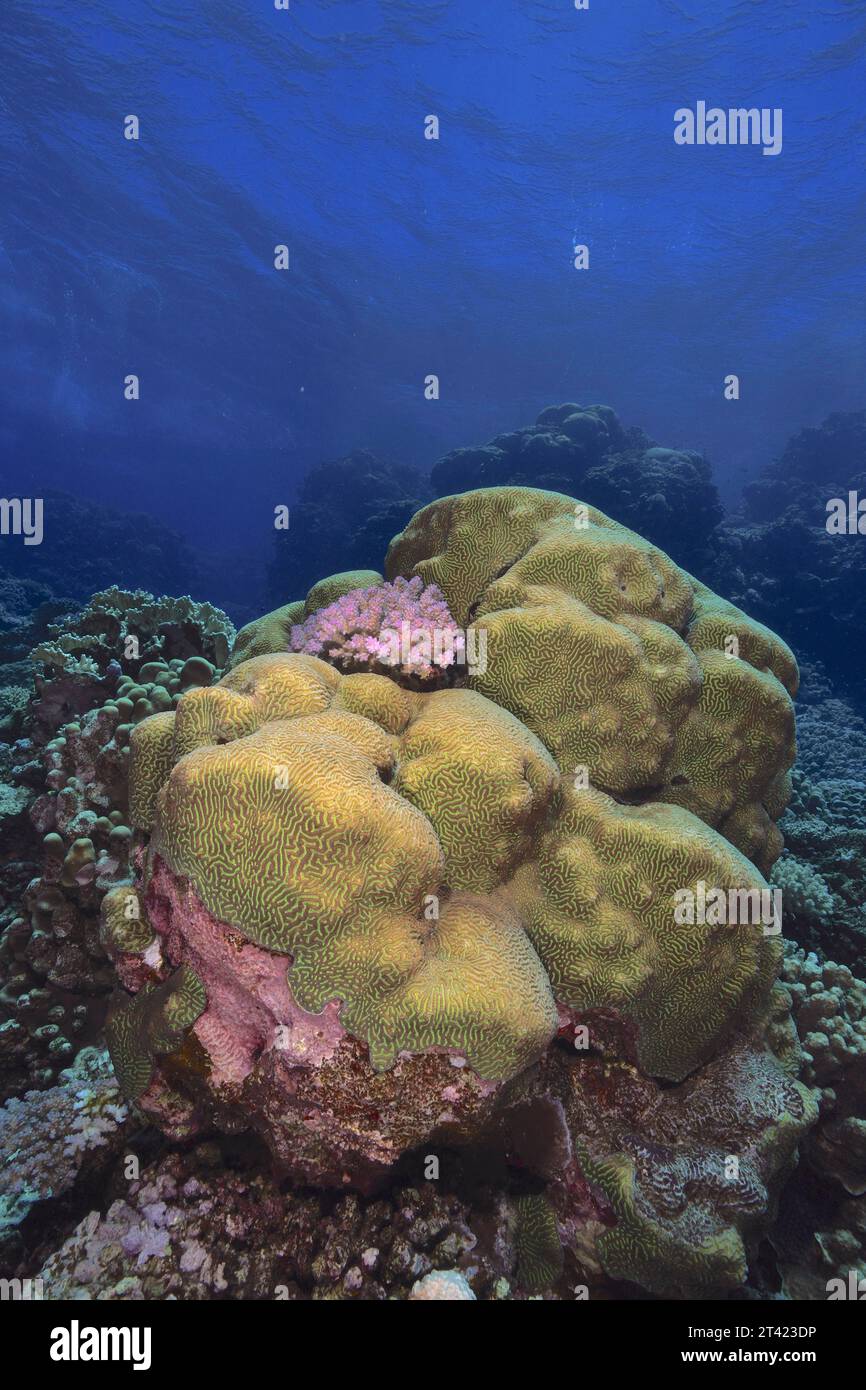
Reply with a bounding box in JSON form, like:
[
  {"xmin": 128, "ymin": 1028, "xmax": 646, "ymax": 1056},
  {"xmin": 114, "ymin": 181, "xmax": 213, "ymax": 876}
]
[
  {"xmin": 32, "ymin": 1146, "xmax": 515, "ymax": 1300},
  {"xmin": 91, "ymin": 487, "xmax": 814, "ymax": 1296},
  {"xmin": 769, "ymin": 1178, "xmax": 866, "ymax": 1301},
  {"xmin": 744, "ymin": 410, "xmax": 866, "ymax": 524},
  {"xmin": 0, "ymin": 490, "xmax": 200, "ymax": 607},
  {"xmin": 0, "ymin": 1047, "xmax": 129, "ymax": 1269},
  {"xmin": 0, "ymin": 567, "xmax": 70, "ymax": 674},
  {"xmin": 772, "ymin": 858, "xmax": 834, "ymax": 935},
  {"xmin": 0, "ymin": 589, "xmax": 234, "ymax": 1101},
  {"xmin": 781, "ymin": 945, "xmax": 866, "ymax": 1197},
  {"xmin": 757, "ymin": 943, "xmax": 866, "ymax": 1299},
  {"xmin": 710, "ymin": 412, "xmax": 866, "ymax": 706},
  {"xmin": 5, "ymin": 455, "xmax": 862, "ymax": 1303},
  {"xmin": 771, "ymin": 685, "xmax": 866, "ymax": 969},
  {"xmin": 28, "ymin": 587, "xmax": 232, "ymax": 737}
]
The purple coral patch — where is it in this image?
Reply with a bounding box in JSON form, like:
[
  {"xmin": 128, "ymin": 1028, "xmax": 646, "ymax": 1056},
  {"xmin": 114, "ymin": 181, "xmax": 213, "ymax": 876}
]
[{"xmin": 289, "ymin": 576, "xmax": 461, "ymax": 682}]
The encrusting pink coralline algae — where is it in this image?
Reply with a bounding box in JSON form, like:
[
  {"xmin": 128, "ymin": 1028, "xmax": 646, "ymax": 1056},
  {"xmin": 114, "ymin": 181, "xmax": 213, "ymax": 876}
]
[{"xmin": 289, "ymin": 575, "xmax": 462, "ymax": 681}]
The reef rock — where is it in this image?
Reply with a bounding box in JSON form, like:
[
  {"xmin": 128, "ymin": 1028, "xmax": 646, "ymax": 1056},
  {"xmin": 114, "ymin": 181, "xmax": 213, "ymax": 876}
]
[{"xmin": 710, "ymin": 411, "xmax": 866, "ymax": 705}]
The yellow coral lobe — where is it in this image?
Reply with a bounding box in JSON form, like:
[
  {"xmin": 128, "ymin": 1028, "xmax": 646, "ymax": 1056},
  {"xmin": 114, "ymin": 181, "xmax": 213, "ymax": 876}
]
[
  {"xmin": 386, "ymin": 487, "xmax": 796, "ymax": 872},
  {"xmin": 128, "ymin": 710, "xmax": 177, "ymax": 831},
  {"xmin": 129, "ymin": 658, "xmax": 565, "ymax": 1080},
  {"xmin": 123, "ymin": 484, "xmax": 799, "ymax": 1087},
  {"xmin": 511, "ymin": 785, "xmax": 780, "ymax": 1080},
  {"xmin": 229, "ymin": 601, "xmax": 306, "ymax": 669}
]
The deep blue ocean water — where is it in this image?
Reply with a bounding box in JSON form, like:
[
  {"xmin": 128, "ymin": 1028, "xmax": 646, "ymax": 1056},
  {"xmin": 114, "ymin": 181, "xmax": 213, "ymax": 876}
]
[{"xmin": 1, "ymin": 0, "xmax": 864, "ymax": 555}]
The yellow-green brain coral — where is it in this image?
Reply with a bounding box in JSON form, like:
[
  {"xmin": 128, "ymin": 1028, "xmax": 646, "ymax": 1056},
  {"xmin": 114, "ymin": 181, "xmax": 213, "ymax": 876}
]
[
  {"xmin": 386, "ymin": 487, "xmax": 796, "ymax": 874},
  {"xmin": 113, "ymin": 486, "xmax": 799, "ymax": 1089},
  {"xmin": 104, "ymin": 485, "xmax": 810, "ymax": 1299},
  {"xmin": 122, "ymin": 644, "xmax": 783, "ymax": 1085},
  {"xmin": 128, "ymin": 655, "xmax": 562, "ymax": 1081}
]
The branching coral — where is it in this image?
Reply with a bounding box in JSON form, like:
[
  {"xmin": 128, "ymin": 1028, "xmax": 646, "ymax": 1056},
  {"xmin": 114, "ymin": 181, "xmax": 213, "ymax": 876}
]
[
  {"xmin": 289, "ymin": 575, "xmax": 461, "ymax": 682},
  {"xmin": 772, "ymin": 856, "xmax": 834, "ymax": 929},
  {"xmin": 229, "ymin": 570, "xmax": 382, "ymax": 670},
  {"xmin": 781, "ymin": 944, "xmax": 866, "ymax": 1196},
  {"xmin": 0, "ymin": 589, "xmax": 233, "ymax": 1101}
]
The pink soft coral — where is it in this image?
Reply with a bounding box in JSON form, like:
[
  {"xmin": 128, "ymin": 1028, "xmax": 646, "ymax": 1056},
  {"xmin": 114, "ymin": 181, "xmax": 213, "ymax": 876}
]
[{"xmin": 289, "ymin": 576, "xmax": 462, "ymax": 682}]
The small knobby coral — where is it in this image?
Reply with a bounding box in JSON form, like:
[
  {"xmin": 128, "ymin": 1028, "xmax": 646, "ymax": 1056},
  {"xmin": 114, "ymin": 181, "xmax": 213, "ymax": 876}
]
[{"xmin": 289, "ymin": 576, "xmax": 461, "ymax": 682}]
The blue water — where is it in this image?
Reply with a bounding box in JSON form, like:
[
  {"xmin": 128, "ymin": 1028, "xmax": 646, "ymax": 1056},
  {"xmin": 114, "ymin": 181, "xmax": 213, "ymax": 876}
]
[{"xmin": 1, "ymin": 0, "xmax": 863, "ymax": 552}]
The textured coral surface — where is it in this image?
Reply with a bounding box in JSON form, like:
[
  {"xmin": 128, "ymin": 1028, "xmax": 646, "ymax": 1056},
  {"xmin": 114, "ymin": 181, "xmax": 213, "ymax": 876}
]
[
  {"xmin": 387, "ymin": 487, "xmax": 797, "ymax": 875},
  {"xmin": 115, "ymin": 654, "xmax": 784, "ymax": 1099},
  {"xmin": 85, "ymin": 487, "xmax": 816, "ymax": 1297},
  {"xmin": 0, "ymin": 486, "xmax": 826, "ymax": 1301}
]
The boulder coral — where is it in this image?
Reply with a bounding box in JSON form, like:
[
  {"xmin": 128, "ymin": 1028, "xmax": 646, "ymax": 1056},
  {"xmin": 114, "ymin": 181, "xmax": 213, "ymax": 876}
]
[
  {"xmin": 387, "ymin": 487, "xmax": 797, "ymax": 875},
  {"xmin": 102, "ymin": 486, "xmax": 812, "ymax": 1295}
]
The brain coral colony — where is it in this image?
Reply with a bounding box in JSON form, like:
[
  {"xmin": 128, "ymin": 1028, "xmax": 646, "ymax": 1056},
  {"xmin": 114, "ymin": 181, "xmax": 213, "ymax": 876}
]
[{"xmin": 56, "ymin": 482, "xmax": 821, "ymax": 1301}]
